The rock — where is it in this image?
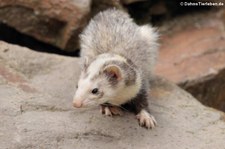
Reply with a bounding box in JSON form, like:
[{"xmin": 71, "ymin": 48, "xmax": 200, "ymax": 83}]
[
  {"xmin": 0, "ymin": 41, "xmax": 225, "ymax": 148},
  {"xmin": 156, "ymin": 8, "xmax": 225, "ymax": 112},
  {"xmin": 121, "ymin": 0, "xmax": 147, "ymax": 5},
  {"xmin": 149, "ymin": 1, "xmax": 167, "ymax": 16},
  {"xmin": 91, "ymin": 0, "xmax": 124, "ymax": 18},
  {"xmin": 0, "ymin": 0, "xmax": 91, "ymax": 51},
  {"xmin": 223, "ymin": 9, "xmax": 225, "ymax": 23}
]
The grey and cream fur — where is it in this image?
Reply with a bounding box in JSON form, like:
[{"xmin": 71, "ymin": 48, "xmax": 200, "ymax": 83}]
[{"xmin": 73, "ymin": 9, "xmax": 158, "ymax": 129}]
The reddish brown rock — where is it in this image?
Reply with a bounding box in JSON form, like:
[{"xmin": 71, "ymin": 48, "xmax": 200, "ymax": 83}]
[
  {"xmin": 156, "ymin": 27, "xmax": 225, "ymax": 84},
  {"xmin": 0, "ymin": 0, "xmax": 91, "ymax": 51},
  {"xmin": 156, "ymin": 9, "xmax": 225, "ymax": 112}
]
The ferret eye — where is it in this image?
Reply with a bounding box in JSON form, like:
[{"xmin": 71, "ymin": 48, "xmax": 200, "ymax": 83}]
[
  {"xmin": 76, "ymin": 85, "xmax": 78, "ymax": 88},
  {"xmin": 92, "ymin": 88, "xmax": 98, "ymax": 94}
]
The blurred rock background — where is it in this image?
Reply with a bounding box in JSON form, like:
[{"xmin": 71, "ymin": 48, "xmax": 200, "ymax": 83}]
[{"xmin": 0, "ymin": 0, "xmax": 224, "ymax": 112}]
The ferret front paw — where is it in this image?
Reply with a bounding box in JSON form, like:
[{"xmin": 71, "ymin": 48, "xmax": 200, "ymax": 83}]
[
  {"xmin": 100, "ymin": 105, "xmax": 123, "ymax": 116},
  {"xmin": 136, "ymin": 109, "xmax": 157, "ymax": 129}
]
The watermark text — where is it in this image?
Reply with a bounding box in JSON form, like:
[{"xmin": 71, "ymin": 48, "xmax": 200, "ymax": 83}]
[{"xmin": 180, "ymin": 1, "xmax": 224, "ymax": 7}]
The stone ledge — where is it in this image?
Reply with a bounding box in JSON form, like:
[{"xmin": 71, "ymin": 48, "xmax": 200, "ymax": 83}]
[{"xmin": 0, "ymin": 41, "xmax": 225, "ymax": 149}]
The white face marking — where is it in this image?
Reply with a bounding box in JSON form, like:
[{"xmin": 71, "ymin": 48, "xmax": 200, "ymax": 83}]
[
  {"xmin": 77, "ymin": 77, "xmax": 90, "ymax": 98},
  {"xmin": 73, "ymin": 53, "xmax": 140, "ymax": 108},
  {"xmin": 73, "ymin": 75, "xmax": 95, "ymax": 108}
]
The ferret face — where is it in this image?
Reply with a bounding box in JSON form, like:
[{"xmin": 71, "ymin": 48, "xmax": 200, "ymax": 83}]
[
  {"xmin": 73, "ymin": 71, "xmax": 121, "ymax": 108},
  {"xmin": 73, "ymin": 54, "xmax": 141, "ymax": 108}
]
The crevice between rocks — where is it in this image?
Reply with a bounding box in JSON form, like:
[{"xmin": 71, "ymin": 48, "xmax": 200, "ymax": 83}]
[
  {"xmin": 0, "ymin": 23, "xmax": 80, "ymax": 57},
  {"xmin": 180, "ymin": 68, "xmax": 225, "ymax": 112}
]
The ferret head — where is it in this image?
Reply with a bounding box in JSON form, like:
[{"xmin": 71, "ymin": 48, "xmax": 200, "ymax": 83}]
[{"xmin": 73, "ymin": 54, "xmax": 141, "ymax": 108}]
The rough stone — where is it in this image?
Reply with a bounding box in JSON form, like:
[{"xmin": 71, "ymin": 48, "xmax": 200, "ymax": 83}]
[
  {"xmin": 91, "ymin": 0, "xmax": 124, "ymax": 18},
  {"xmin": 0, "ymin": 41, "xmax": 225, "ymax": 149},
  {"xmin": 0, "ymin": 0, "xmax": 91, "ymax": 51},
  {"xmin": 156, "ymin": 8, "xmax": 225, "ymax": 112},
  {"xmin": 121, "ymin": 0, "xmax": 147, "ymax": 4}
]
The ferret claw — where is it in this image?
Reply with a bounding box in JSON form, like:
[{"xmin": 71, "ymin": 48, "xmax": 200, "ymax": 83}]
[
  {"xmin": 100, "ymin": 105, "xmax": 123, "ymax": 116},
  {"xmin": 110, "ymin": 106, "xmax": 123, "ymax": 115},
  {"xmin": 136, "ymin": 110, "xmax": 157, "ymax": 129},
  {"xmin": 104, "ymin": 107, "xmax": 113, "ymax": 116}
]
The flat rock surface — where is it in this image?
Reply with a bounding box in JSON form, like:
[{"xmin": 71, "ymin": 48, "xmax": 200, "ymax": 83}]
[{"xmin": 0, "ymin": 41, "xmax": 225, "ymax": 149}]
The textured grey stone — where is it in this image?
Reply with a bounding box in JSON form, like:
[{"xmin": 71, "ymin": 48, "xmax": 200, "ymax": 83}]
[{"xmin": 0, "ymin": 41, "xmax": 225, "ymax": 149}]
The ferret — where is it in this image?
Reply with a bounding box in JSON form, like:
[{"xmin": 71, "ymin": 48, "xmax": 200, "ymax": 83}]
[{"xmin": 73, "ymin": 9, "xmax": 158, "ymax": 129}]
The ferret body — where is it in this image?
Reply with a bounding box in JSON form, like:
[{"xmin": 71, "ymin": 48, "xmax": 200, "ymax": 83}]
[{"xmin": 73, "ymin": 9, "xmax": 158, "ymax": 129}]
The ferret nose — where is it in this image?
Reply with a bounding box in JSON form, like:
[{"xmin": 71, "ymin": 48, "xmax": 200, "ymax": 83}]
[{"xmin": 73, "ymin": 100, "xmax": 83, "ymax": 108}]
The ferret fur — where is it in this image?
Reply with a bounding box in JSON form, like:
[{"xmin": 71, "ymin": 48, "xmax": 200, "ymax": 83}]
[
  {"xmin": 80, "ymin": 9, "xmax": 158, "ymax": 80},
  {"xmin": 73, "ymin": 9, "xmax": 159, "ymax": 129}
]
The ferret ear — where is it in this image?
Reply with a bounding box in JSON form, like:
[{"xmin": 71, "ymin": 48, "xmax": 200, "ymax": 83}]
[
  {"xmin": 80, "ymin": 56, "xmax": 89, "ymax": 71},
  {"xmin": 103, "ymin": 65, "xmax": 122, "ymax": 81}
]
